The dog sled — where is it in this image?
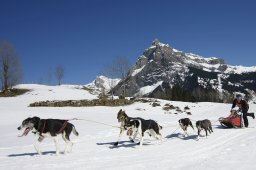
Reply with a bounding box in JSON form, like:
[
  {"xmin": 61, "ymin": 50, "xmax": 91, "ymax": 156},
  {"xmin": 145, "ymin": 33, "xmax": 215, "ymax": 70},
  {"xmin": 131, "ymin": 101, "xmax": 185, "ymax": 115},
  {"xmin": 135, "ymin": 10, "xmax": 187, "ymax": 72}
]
[{"xmin": 218, "ymin": 110, "xmax": 243, "ymax": 128}]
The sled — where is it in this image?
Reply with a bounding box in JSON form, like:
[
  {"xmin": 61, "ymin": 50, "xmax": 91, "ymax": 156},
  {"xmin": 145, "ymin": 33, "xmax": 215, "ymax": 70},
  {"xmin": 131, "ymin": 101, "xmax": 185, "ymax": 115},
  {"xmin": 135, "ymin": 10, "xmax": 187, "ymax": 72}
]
[{"xmin": 218, "ymin": 110, "xmax": 243, "ymax": 128}]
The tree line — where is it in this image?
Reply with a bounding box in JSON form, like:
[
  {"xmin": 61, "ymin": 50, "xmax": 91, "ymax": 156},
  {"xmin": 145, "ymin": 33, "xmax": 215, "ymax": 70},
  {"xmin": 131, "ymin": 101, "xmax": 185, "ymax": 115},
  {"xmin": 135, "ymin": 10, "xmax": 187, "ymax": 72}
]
[{"xmin": 148, "ymin": 84, "xmax": 235, "ymax": 103}]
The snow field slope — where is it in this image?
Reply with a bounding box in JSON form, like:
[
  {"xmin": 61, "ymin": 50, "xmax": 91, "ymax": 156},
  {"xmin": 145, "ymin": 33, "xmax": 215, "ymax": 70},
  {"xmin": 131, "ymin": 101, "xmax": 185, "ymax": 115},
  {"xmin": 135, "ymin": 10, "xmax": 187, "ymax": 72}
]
[{"xmin": 0, "ymin": 84, "xmax": 256, "ymax": 170}]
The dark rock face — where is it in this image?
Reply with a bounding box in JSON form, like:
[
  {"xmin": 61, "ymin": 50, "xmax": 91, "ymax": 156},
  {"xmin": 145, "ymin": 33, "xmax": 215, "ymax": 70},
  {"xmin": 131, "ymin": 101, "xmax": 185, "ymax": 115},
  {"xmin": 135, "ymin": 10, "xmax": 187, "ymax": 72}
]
[{"xmin": 112, "ymin": 40, "xmax": 256, "ymax": 102}]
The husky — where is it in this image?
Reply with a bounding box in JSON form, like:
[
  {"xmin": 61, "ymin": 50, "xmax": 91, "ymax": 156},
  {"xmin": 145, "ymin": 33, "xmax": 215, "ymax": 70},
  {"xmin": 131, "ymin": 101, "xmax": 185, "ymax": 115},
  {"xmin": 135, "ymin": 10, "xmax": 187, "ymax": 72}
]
[
  {"xmin": 113, "ymin": 109, "xmax": 144, "ymax": 146},
  {"xmin": 17, "ymin": 116, "xmax": 79, "ymax": 155},
  {"xmin": 178, "ymin": 118, "xmax": 194, "ymax": 137},
  {"xmin": 125, "ymin": 118, "xmax": 163, "ymax": 146},
  {"xmin": 196, "ymin": 119, "xmax": 213, "ymax": 138}
]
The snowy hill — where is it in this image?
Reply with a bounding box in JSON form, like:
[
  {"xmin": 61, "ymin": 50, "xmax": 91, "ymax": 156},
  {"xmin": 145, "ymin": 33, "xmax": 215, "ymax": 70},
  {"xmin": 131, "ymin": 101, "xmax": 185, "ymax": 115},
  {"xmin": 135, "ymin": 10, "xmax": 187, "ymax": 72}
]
[
  {"xmin": 85, "ymin": 75, "xmax": 120, "ymax": 94},
  {"xmin": 113, "ymin": 39, "xmax": 256, "ymax": 101},
  {"xmin": 1, "ymin": 84, "xmax": 256, "ymax": 169}
]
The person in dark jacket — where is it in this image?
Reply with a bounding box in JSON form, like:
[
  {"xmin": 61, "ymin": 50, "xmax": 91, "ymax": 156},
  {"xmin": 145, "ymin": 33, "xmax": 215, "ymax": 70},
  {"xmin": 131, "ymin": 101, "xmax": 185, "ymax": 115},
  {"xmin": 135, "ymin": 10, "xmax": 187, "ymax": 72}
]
[{"xmin": 231, "ymin": 94, "xmax": 255, "ymax": 127}]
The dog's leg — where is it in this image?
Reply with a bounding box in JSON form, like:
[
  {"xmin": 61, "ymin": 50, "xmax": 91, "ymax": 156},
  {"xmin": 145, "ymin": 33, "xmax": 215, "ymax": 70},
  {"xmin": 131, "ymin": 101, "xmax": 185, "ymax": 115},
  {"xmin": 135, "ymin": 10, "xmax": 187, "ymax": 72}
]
[
  {"xmin": 131, "ymin": 130, "xmax": 138, "ymax": 143},
  {"xmin": 34, "ymin": 136, "xmax": 44, "ymax": 155},
  {"xmin": 154, "ymin": 131, "xmax": 164, "ymax": 143},
  {"xmin": 53, "ymin": 137, "xmax": 60, "ymax": 155},
  {"xmin": 207, "ymin": 128, "xmax": 212, "ymax": 135},
  {"xmin": 197, "ymin": 129, "xmax": 201, "ymax": 140},
  {"xmin": 180, "ymin": 124, "xmax": 185, "ymax": 137},
  {"xmin": 156, "ymin": 124, "xmax": 165, "ymax": 142},
  {"xmin": 197, "ymin": 129, "xmax": 200, "ymax": 136},
  {"xmin": 113, "ymin": 128, "xmax": 124, "ymax": 146},
  {"xmin": 184, "ymin": 126, "xmax": 189, "ymax": 137},
  {"xmin": 156, "ymin": 133, "xmax": 164, "ymax": 143},
  {"xmin": 185, "ymin": 130, "xmax": 189, "ymax": 137},
  {"xmin": 210, "ymin": 126, "xmax": 213, "ymax": 133},
  {"xmin": 139, "ymin": 133, "xmax": 144, "ymax": 147},
  {"xmin": 129, "ymin": 132, "xmax": 135, "ymax": 142},
  {"xmin": 148, "ymin": 129, "xmax": 156, "ymax": 141},
  {"xmin": 62, "ymin": 132, "xmax": 73, "ymax": 154},
  {"xmin": 149, "ymin": 129, "xmax": 156, "ymax": 138},
  {"xmin": 180, "ymin": 125, "xmax": 186, "ymax": 137},
  {"xmin": 205, "ymin": 129, "xmax": 208, "ymax": 138},
  {"xmin": 69, "ymin": 141, "xmax": 74, "ymax": 153}
]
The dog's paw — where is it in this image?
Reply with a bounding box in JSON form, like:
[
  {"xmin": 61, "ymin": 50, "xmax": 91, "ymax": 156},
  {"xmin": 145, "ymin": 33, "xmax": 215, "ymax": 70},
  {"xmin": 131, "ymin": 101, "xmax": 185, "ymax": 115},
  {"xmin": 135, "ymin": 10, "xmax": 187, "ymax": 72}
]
[
  {"xmin": 162, "ymin": 138, "xmax": 167, "ymax": 142},
  {"xmin": 130, "ymin": 139, "xmax": 135, "ymax": 143},
  {"xmin": 113, "ymin": 142, "xmax": 119, "ymax": 146}
]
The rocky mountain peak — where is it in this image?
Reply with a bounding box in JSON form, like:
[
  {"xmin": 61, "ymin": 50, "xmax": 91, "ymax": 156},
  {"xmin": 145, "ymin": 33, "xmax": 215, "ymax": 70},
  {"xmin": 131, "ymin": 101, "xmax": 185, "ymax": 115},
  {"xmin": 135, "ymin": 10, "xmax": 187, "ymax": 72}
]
[
  {"xmin": 142, "ymin": 39, "xmax": 183, "ymax": 64},
  {"xmin": 151, "ymin": 39, "xmax": 170, "ymax": 48},
  {"xmin": 152, "ymin": 38, "xmax": 160, "ymax": 46},
  {"xmin": 112, "ymin": 40, "xmax": 256, "ymax": 102}
]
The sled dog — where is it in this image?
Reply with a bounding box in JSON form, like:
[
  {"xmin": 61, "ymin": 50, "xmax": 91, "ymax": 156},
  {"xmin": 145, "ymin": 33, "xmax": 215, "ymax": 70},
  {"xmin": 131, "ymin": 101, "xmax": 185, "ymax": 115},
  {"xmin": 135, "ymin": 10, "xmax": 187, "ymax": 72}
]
[
  {"xmin": 125, "ymin": 118, "xmax": 163, "ymax": 146},
  {"xmin": 17, "ymin": 116, "xmax": 79, "ymax": 155},
  {"xmin": 114, "ymin": 109, "xmax": 144, "ymax": 146},
  {"xmin": 178, "ymin": 118, "xmax": 194, "ymax": 136},
  {"xmin": 196, "ymin": 119, "xmax": 213, "ymax": 138}
]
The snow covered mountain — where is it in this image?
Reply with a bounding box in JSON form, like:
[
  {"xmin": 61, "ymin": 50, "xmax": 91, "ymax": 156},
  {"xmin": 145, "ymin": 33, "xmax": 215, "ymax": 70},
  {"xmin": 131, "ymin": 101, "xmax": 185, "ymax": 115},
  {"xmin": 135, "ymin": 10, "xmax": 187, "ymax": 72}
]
[
  {"xmin": 113, "ymin": 39, "xmax": 256, "ymax": 102},
  {"xmin": 86, "ymin": 75, "xmax": 120, "ymax": 94}
]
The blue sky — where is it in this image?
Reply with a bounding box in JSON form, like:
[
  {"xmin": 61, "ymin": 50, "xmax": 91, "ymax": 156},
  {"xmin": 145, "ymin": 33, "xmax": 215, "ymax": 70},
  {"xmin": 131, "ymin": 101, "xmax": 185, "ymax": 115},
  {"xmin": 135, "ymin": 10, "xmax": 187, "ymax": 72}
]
[{"xmin": 1, "ymin": 0, "xmax": 255, "ymax": 85}]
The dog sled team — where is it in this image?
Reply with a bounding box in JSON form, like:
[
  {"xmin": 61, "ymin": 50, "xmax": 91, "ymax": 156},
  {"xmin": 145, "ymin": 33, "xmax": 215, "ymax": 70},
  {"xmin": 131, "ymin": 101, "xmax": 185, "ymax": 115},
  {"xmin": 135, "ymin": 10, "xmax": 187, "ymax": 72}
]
[
  {"xmin": 114, "ymin": 109, "xmax": 213, "ymax": 147},
  {"xmin": 17, "ymin": 94, "xmax": 254, "ymax": 155}
]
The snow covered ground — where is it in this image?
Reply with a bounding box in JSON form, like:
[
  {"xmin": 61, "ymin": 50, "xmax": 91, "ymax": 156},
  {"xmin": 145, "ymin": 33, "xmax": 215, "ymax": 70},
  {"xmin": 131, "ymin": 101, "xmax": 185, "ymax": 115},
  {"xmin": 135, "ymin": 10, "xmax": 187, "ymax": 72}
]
[{"xmin": 1, "ymin": 84, "xmax": 256, "ymax": 170}]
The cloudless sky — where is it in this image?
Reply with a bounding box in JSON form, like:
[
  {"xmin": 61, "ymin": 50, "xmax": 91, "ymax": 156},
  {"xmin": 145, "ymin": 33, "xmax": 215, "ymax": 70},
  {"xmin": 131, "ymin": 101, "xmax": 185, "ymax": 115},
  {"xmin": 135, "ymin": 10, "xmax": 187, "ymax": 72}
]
[{"xmin": 1, "ymin": 0, "xmax": 256, "ymax": 85}]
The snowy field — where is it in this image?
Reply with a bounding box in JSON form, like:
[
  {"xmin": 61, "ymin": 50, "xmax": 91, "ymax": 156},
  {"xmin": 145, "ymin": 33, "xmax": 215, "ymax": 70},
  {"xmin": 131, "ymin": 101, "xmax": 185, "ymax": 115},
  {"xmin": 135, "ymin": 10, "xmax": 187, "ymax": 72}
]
[{"xmin": 1, "ymin": 84, "xmax": 256, "ymax": 170}]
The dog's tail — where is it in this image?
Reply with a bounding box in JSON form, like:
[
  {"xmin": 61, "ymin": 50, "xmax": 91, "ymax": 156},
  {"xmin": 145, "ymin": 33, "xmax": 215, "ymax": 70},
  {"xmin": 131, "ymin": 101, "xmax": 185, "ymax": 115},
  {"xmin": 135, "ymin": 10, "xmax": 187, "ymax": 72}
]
[
  {"xmin": 158, "ymin": 124, "xmax": 163, "ymax": 130},
  {"xmin": 72, "ymin": 126, "xmax": 79, "ymax": 136},
  {"xmin": 190, "ymin": 121, "xmax": 194, "ymax": 130}
]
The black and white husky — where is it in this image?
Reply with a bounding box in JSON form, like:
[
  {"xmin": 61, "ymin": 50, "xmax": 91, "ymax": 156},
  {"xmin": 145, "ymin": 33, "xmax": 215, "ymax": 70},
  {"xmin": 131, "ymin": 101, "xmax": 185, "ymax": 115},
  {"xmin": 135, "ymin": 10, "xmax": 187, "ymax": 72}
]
[
  {"xmin": 125, "ymin": 118, "xmax": 163, "ymax": 146},
  {"xmin": 17, "ymin": 116, "xmax": 79, "ymax": 155},
  {"xmin": 178, "ymin": 118, "xmax": 194, "ymax": 137},
  {"xmin": 114, "ymin": 109, "xmax": 144, "ymax": 146}
]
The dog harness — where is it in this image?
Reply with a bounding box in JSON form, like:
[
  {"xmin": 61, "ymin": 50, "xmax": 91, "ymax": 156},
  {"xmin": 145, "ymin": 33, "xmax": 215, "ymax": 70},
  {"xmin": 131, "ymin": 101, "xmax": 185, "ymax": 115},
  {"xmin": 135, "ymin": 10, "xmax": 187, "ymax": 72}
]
[
  {"xmin": 38, "ymin": 120, "xmax": 68, "ymax": 136},
  {"xmin": 39, "ymin": 120, "xmax": 46, "ymax": 136},
  {"xmin": 57, "ymin": 120, "xmax": 68, "ymax": 134},
  {"xmin": 147, "ymin": 120, "xmax": 153, "ymax": 129}
]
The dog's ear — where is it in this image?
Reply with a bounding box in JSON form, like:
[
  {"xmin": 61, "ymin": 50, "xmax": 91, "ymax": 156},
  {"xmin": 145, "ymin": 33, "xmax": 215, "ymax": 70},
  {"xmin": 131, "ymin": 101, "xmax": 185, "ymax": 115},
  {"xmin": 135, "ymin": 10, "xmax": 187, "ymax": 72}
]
[
  {"xmin": 22, "ymin": 117, "xmax": 30, "ymax": 125},
  {"xmin": 31, "ymin": 116, "xmax": 40, "ymax": 123},
  {"xmin": 24, "ymin": 117, "xmax": 31, "ymax": 121},
  {"xmin": 134, "ymin": 120, "xmax": 140, "ymax": 128}
]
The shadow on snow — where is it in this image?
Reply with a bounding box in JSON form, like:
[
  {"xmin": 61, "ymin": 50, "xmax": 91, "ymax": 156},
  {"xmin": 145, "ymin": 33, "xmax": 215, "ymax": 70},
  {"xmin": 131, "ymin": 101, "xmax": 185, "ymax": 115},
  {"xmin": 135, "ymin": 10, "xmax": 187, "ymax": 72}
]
[
  {"xmin": 165, "ymin": 132, "xmax": 198, "ymax": 140},
  {"xmin": 8, "ymin": 151, "xmax": 56, "ymax": 157},
  {"xmin": 96, "ymin": 140, "xmax": 153, "ymax": 149}
]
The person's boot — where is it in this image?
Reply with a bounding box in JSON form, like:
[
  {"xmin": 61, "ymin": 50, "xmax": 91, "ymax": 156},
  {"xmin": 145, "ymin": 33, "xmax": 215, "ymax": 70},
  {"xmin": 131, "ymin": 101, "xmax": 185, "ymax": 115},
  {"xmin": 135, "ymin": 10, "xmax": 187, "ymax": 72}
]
[
  {"xmin": 252, "ymin": 113, "xmax": 255, "ymax": 119},
  {"xmin": 244, "ymin": 120, "xmax": 249, "ymax": 128}
]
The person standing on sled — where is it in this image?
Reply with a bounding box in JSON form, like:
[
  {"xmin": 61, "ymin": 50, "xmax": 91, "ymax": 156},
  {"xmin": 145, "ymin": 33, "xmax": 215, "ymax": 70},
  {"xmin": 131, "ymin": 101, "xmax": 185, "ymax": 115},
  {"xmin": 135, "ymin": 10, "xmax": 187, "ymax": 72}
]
[{"xmin": 231, "ymin": 94, "xmax": 255, "ymax": 127}]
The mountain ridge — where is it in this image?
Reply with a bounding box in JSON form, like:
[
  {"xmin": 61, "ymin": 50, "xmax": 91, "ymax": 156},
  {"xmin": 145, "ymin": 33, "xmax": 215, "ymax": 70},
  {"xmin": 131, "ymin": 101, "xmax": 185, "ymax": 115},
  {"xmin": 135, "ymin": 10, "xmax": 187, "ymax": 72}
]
[{"xmin": 112, "ymin": 39, "xmax": 256, "ymax": 102}]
